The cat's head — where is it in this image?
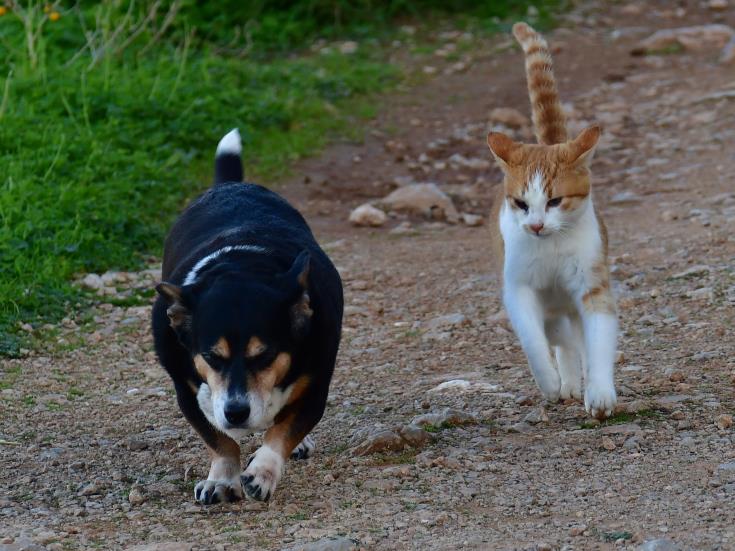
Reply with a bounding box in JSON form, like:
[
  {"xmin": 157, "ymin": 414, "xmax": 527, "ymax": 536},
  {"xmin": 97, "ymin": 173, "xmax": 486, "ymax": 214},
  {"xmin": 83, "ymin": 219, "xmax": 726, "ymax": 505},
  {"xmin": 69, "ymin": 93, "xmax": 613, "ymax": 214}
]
[{"xmin": 487, "ymin": 125, "xmax": 600, "ymax": 237}]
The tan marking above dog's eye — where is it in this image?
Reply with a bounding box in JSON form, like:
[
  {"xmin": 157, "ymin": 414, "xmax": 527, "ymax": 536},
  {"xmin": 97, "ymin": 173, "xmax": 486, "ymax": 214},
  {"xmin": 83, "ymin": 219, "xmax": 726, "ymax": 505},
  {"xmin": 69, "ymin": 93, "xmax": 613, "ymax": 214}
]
[
  {"xmin": 246, "ymin": 336, "xmax": 267, "ymax": 358},
  {"xmin": 211, "ymin": 337, "xmax": 230, "ymax": 359}
]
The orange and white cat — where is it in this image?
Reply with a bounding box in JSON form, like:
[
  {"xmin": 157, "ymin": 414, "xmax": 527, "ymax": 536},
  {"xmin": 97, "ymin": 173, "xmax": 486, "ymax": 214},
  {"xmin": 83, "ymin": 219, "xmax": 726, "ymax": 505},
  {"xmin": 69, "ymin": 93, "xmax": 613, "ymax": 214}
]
[{"xmin": 487, "ymin": 22, "xmax": 617, "ymax": 419}]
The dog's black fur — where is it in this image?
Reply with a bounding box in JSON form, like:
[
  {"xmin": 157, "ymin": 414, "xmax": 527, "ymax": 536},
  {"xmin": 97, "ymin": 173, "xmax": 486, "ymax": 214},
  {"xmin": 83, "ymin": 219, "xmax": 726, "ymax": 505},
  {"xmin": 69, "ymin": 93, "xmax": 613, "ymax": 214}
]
[{"xmin": 151, "ymin": 130, "xmax": 343, "ymax": 503}]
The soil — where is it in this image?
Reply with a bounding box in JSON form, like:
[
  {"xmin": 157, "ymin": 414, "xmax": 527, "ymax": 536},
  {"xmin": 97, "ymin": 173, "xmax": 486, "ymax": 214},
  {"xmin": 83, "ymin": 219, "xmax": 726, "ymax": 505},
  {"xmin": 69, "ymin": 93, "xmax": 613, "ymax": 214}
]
[{"xmin": 2, "ymin": 1, "xmax": 734, "ymax": 550}]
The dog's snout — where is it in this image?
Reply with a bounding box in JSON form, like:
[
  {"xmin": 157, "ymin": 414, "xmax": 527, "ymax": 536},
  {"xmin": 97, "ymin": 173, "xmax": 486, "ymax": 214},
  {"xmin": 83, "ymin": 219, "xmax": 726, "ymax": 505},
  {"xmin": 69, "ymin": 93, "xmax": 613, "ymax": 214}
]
[{"xmin": 224, "ymin": 400, "xmax": 250, "ymax": 426}]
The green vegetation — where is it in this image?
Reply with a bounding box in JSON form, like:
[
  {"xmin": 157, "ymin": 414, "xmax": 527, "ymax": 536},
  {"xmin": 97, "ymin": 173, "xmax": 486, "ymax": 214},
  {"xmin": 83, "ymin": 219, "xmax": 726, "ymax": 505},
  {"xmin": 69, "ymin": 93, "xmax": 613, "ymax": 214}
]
[
  {"xmin": 579, "ymin": 409, "xmax": 664, "ymax": 429},
  {"xmin": 0, "ymin": 1, "xmax": 559, "ymax": 356}
]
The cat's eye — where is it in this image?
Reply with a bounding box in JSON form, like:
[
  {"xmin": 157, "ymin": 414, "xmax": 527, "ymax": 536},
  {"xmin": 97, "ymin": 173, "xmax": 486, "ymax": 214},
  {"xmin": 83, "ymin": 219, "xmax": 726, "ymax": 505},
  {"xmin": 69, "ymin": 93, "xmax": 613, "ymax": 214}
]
[
  {"xmin": 514, "ymin": 199, "xmax": 528, "ymax": 212},
  {"xmin": 547, "ymin": 197, "xmax": 562, "ymax": 208}
]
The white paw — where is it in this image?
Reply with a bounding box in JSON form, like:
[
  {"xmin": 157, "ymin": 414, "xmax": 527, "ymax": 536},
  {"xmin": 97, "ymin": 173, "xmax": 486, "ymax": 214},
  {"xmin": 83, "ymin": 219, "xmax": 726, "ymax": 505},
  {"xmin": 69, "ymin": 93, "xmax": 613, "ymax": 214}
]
[
  {"xmin": 194, "ymin": 478, "xmax": 243, "ymax": 505},
  {"xmin": 584, "ymin": 381, "xmax": 617, "ymax": 420},
  {"xmin": 241, "ymin": 445, "xmax": 284, "ymax": 501},
  {"xmin": 537, "ymin": 371, "xmax": 561, "ymax": 402},
  {"xmin": 560, "ymin": 379, "xmax": 583, "ymax": 401},
  {"xmin": 291, "ymin": 435, "xmax": 315, "ymax": 460}
]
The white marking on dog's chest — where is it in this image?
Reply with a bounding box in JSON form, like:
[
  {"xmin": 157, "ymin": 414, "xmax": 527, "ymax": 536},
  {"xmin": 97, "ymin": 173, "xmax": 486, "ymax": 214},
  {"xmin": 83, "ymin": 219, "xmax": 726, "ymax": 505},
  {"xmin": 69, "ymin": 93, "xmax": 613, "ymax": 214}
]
[{"xmin": 184, "ymin": 245, "xmax": 268, "ymax": 285}]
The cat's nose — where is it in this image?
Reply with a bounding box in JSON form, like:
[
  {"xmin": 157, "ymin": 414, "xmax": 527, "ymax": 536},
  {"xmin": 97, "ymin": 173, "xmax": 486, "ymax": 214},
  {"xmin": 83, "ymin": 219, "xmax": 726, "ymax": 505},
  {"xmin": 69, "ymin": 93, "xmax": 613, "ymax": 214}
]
[{"xmin": 529, "ymin": 223, "xmax": 544, "ymax": 234}]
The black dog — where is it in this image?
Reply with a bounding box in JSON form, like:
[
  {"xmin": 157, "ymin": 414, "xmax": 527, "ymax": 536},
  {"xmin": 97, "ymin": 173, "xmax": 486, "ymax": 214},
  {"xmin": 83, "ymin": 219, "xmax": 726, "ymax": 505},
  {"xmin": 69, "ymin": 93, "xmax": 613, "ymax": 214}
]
[{"xmin": 152, "ymin": 129, "xmax": 343, "ymax": 503}]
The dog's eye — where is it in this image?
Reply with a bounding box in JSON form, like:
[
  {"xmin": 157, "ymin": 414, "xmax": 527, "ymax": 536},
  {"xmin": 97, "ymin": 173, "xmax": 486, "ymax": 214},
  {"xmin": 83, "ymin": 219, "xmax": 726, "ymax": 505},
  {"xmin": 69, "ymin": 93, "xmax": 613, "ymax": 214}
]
[
  {"xmin": 547, "ymin": 197, "xmax": 562, "ymax": 208},
  {"xmin": 245, "ymin": 336, "xmax": 268, "ymax": 359},
  {"xmin": 513, "ymin": 198, "xmax": 528, "ymax": 212}
]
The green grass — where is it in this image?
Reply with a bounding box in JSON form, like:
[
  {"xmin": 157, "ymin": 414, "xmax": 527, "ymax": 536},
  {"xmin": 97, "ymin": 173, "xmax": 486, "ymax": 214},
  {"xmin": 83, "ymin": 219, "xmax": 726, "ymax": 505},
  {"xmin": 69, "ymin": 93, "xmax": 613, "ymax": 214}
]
[
  {"xmin": 579, "ymin": 409, "xmax": 664, "ymax": 429},
  {"xmin": 0, "ymin": 1, "xmax": 559, "ymax": 356}
]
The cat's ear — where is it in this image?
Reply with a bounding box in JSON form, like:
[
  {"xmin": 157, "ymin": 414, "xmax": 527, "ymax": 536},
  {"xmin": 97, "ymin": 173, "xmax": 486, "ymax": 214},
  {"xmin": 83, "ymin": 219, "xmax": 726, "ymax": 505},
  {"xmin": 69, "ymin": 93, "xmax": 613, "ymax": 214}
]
[
  {"xmin": 567, "ymin": 125, "xmax": 601, "ymax": 166},
  {"xmin": 487, "ymin": 132, "xmax": 520, "ymax": 170}
]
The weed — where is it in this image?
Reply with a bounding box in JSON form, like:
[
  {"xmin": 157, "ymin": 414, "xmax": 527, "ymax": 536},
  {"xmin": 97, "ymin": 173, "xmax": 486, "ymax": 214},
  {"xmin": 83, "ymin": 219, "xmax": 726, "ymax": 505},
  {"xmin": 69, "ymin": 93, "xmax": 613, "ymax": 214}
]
[{"xmin": 423, "ymin": 421, "xmax": 456, "ymax": 433}]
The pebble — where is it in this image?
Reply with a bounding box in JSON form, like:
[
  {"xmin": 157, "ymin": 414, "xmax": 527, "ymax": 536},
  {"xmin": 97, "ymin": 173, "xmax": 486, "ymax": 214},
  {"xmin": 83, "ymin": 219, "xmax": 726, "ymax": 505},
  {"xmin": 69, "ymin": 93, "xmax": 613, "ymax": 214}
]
[
  {"xmin": 632, "ymin": 24, "xmax": 734, "ymax": 54},
  {"xmin": 601, "ymin": 437, "xmax": 616, "ymax": 451},
  {"xmin": 638, "ymin": 539, "xmax": 681, "ymax": 551},
  {"xmin": 348, "ymin": 204, "xmax": 387, "ymax": 227},
  {"xmin": 81, "ymin": 273, "xmax": 104, "ymax": 290},
  {"xmin": 381, "ymin": 183, "xmax": 459, "ymax": 223},
  {"xmin": 489, "ymin": 107, "xmax": 529, "ymax": 129},
  {"xmin": 281, "ymin": 536, "xmax": 357, "ymax": 551},
  {"xmin": 411, "ymin": 408, "xmax": 478, "ymax": 427},
  {"xmin": 715, "ymin": 414, "xmax": 733, "ymax": 430},
  {"xmin": 350, "ymin": 429, "xmax": 405, "ymax": 456},
  {"xmin": 128, "ymin": 487, "xmax": 145, "ymax": 506}
]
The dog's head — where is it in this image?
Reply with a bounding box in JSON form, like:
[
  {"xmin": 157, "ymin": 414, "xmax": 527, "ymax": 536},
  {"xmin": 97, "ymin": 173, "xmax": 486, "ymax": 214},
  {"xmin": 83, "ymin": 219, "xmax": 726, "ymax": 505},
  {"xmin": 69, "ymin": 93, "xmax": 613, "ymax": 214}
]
[{"xmin": 156, "ymin": 251, "xmax": 312, "ymax": 432}]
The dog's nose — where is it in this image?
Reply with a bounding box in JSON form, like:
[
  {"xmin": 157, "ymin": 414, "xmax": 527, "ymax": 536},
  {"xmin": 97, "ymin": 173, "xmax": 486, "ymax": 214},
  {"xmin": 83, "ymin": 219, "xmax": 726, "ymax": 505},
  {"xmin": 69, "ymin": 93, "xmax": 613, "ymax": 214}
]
[
  {"xmin": 224, "ymin": 401, "xmax": 250, "ymax": 426},
  {"xmin": 529, "ymin": 223, "xmax": 544, "ymax": 234}
]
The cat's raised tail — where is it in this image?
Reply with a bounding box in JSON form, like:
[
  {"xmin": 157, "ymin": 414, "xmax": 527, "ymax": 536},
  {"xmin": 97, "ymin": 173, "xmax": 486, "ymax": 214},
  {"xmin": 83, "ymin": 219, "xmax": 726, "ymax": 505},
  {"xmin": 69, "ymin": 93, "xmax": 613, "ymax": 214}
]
[{"xmin": 512, "ymin": 22, "xmax": 567, "ymax": 146}]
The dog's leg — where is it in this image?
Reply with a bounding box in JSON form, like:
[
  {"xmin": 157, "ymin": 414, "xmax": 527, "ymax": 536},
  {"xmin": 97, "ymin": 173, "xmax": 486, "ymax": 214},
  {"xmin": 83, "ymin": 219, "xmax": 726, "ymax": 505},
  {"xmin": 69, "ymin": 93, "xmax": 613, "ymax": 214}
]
[
  {"xmin": 173, "ymin": 380, "xmax": 243, "ymax": 504},
  {"xmin": 290, "ymin": 434, "xmax": 316, "ymax": 460},
  {"xmin": 241, "ymin": 377, "xmax": 322, "ymax": 501}
]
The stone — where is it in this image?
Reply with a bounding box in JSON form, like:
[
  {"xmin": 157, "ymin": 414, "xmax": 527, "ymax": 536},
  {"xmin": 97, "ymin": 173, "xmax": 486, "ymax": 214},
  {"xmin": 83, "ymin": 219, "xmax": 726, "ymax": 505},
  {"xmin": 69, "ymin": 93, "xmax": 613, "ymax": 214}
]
[
  {"xmin": 721, "ymin": 35, "xmax": 735, "ymax": 64},
  {"xmin": 128, "ymin": 487, "xmax": 145, "ymax": 506},
  {"xmin": 338, "ymin": 41, "xmax": 358, "ymax": 55},
  {"xmin": 350, "ymin": 429, "xmax": 405, "ymax": 456},
  {"xmin": 281, "ymin": 536, "xmax": 358, "ymax": 551},
  {"xmin": 632, "ymin": 25, "xmax": 734, "ymax": 54},
  {"xmin": 708, "ymin": 0, "xmax": 728, "ymax": 10},
  {"xmin": 126, "ymin": 544, "xmax": 194, "ymax": 551},
  {"xmin": 381, "ymin": 183, "xmax": 459, "ymax": 223},
  {"xmin": 81, "ymin": 273, "xmax": 104, "ymax": 290},
  {"xmin": 0, "ymin": 538, "xmax": 47, "ymax": 551},
  {"xmin": 670, "ymin": 265, "xmax": 710, "ymax": 279},
  {"xmin": 461, "ymin": 213, "xmax": 484, "ymax": 226},
  {"xmin": 524, "ymin": 407, "xmax": 549, "ymax": 425},
  {"xmin": 638, "ymin": 539, "xmax": 681, "ymax": 551},
  {"xmin": 397, "ymin": 424, "xmax": 433, "ymax": 448},
  {"xmin": 411, "ymin": 408, "xmax": 477, "ymax": 427},
  {"xmin": 601, "ymin": 437, "xmax": 616, "ymax": 451},
  {"xmin": 423, "ymin": 313, "xmax": 467, "ymax": 331},
  {"xmin": 448, "ymin": 154, "xmax": 491, "ymax": 170},
  {"xmin": 601, "ymin": 423, "xmax": 642, "ymax": 435},
  {"xmin": 348, "ymin": 204, "xmax": 387, "ymax": 227},
  {"xmin": 715, "ymin": 414, "xmax": 733, "ymax": 430},
  {"xmin": 610, "ymin": 191, "xmax": 641, "ymax": 205},
  {"xmin": 489, "ymin": 107, "xmax": 529, "ymax": 128}
]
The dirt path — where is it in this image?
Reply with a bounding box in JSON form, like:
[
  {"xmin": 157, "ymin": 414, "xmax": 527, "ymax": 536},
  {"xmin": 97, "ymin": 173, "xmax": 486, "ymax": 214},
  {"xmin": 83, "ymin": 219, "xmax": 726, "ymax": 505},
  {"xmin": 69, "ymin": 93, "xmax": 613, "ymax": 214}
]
[{"xmin": 2, "ymin": 2, "xmax": 735, "ymax": 550}]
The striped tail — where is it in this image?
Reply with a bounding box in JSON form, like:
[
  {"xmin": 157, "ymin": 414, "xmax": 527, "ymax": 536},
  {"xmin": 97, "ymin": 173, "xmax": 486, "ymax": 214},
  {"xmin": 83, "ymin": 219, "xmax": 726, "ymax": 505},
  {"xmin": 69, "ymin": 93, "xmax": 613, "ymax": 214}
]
[
  {"xmin": 512, "ymin": 22, "xmax": 568, "ymax": 145},
  {"xmin": 214, "ymin": 128, "xmax": 244, "ymax": 184}
]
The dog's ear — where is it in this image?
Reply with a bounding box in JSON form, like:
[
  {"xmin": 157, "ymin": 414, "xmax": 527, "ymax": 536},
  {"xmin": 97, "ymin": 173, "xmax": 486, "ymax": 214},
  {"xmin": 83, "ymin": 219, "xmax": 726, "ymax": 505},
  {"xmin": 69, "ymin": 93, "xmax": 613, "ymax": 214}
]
[
  {"xmin": 156, "ymin": 282, "xmax": 192, "ymax": 330},
  {"xmin": 283, "ymin": 251, "xmax": 312, "ymax": 339}
]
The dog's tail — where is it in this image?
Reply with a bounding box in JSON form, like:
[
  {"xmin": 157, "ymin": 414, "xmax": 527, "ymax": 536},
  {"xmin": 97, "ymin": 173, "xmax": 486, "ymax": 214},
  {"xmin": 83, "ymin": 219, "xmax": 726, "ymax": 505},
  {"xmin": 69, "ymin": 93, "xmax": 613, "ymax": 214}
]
[
  {"xmin": 214, "ymin": 128, "xmax": 244, "ymax": 184},
  {"xmin": 512, "ymin": 22, "xmax": 567, "ymax": 145}
]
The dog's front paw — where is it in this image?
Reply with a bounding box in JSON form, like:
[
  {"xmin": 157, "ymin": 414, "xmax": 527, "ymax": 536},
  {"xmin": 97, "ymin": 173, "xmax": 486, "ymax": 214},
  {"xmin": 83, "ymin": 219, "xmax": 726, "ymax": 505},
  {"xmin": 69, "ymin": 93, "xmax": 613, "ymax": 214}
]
[
  {"xmin": 241, "ymin": 445, "xmax": 284, "ymax": 501},
  {"xmin": 584, "ymin": 380, "xmax": 617, "ymax": 420},
  {"xmin": 560, "ymin": 379, "xmax": 583, "ymax": 401},
  {"xmin": 291, "ymin": 435, "xmax": 315, "ymax": 460},
  {"xmin": 194, "ymin": 479, "xmax": 243, "ymax": 505}
]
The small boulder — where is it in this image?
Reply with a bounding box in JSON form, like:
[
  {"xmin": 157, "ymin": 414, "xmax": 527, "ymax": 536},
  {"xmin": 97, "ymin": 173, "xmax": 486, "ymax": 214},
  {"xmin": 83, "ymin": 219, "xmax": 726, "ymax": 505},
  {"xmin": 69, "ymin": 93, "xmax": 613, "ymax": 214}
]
[
  {"xmin": 632, "ymin": 24, "xmax": 734, "ymax": 54},
  {"xmin": 350, "ymin": 429, "xmax": 405, "ymax": 456},
  {"xmin": 81, "ymin": 273, "xmax": 104, "ymax": 290},
  {"xmin": 489, "ymin": 107, "xmax": 530, "ymax": 128},
  {"xmin": 348, "ymin": 204, "xmax": 387, "ymax": 227},
  {"xmin": 381, "ymin": 183, "xmax": 459, "ymax": 223}
]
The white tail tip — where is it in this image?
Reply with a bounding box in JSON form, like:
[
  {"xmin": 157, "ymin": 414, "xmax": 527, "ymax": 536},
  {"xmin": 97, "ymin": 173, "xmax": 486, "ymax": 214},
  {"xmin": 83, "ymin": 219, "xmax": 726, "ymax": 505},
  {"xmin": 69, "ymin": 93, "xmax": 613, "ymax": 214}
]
[{"xmin": 216, "ymin": 128, "xmax": 242, "ymax": 156}]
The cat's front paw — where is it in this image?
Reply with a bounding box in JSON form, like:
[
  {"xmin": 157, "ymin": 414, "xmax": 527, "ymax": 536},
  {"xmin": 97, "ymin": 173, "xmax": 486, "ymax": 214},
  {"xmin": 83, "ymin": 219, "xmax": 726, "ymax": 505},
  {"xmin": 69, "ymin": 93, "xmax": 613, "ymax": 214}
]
[{"xmin": 584, "ymin": 381, "xmax": 617, "ymax": 420}]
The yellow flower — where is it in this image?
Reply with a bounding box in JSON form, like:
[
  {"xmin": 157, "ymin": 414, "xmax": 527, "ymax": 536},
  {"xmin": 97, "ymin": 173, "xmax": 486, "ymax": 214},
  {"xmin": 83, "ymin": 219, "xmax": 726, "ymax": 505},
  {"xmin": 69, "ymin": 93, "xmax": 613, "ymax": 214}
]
[
  {"xmin": 49, "ymin": 10, "xmax": 60, "ymax": 21},
  {"xmin": 0, "ymin": 7, "xmax": 7, "ymax": 16}
]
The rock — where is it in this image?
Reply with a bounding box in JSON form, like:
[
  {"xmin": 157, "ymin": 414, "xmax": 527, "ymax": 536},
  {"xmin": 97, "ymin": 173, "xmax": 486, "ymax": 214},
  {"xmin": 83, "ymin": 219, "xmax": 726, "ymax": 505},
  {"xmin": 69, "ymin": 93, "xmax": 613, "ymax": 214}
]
[
  {"xmin": 427, "ymin": 379, "xmax": 500, "ymax": 394},
  {"xmin": 381, "ymin": 183, "xmax": 459, "ymax": 223},
  {"xmin": 601, "ymin": 437, "xmax": 616, "ymax": 451},
  {"xmin": 411, "ymin": 408, "xmax": 477, "ymax": 427},
  {"xmin": 601, "ymin": 423, "xmax": 642, "ymax": 436},
  {"xmin": 524, "ymin": 407, "xmax": 549, "ymax": 425},
  {"xmin": 78, "ymin": 482, "xmax": 101, "ymax": 496},
  {"xmin": 282, "ymin": 537, "xmax": 358, "ymax": 551},
  {"xmin": 126, "ymin": 544, "xmax": 194, "ymax": 551},
  {"xmin": 448, "ymin": 154, "xmax": 491, "ymax": 170},
  {"xmin": 423, "ymin": 313, "xmax": 467, "ymax": 331},
  {"xmin": 610, "ymin": 191, "xmax": 641, "ymax": 205},
  {"xmin": 718, "ymin": 461, "xmax": 735, "ymax": 471},
  {"xmin": 638, "ymin": 539, "xmax": 681, "ymax": 551},
  {"xmin": 721, "ymin": 35, "xmax": 735, "ymax": 64},
  {"xmin": 716, "ymin": 414, "xmax": 733, "ymax": 430},
  {"xmin": 81, "ymin": 273, "xmax": 104, "ymax": 290},
  {"xmin": 348, "ymin": 204, "xmax": 387, "ymax": 227},
  {"xmin": 128, "ymin": 487, "xmax": 145, "ymax": 506},
  {"xmin": 0, "ymin": 538, "xmax": 47, "ymax": 551},
  {"xmin": 708, "ymin": 0, "xmax": 728, "ymax": 10},
  {"xmin": 350, "ymin": 429, "xmax": 405, "ymax": 456},
  {"xmin": 688, "ymin": 287, "xmax": 713, "ymax": 301},
  {"xmin": 670, "ymin": 265, "xmax": 710, "ymax": 279},
  {"xmin": 338, "ymin": 41, "xmax": 358, "ymax": 55},
  {"xmin": 461, "ymin": 213, "xmax": 484, "ymax": 226},
  {"xmin": 632, "ymin": 25, "xmax": 734, "ymax": 54},
  {"xmin": 398, "ymin": 424, "xmax": 433, "ymax": 448},
  {"xmin": 489, "ymin": 107, "xmax": 529, "ymax": 128}
]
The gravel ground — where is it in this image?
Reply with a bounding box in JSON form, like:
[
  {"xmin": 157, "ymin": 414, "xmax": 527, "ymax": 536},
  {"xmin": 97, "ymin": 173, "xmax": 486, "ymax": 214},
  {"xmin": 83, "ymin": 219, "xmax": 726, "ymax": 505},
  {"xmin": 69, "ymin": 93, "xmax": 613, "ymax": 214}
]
[{"xmin": 2, "ymin": 2, "xmax": 734, "ymax": 550}]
